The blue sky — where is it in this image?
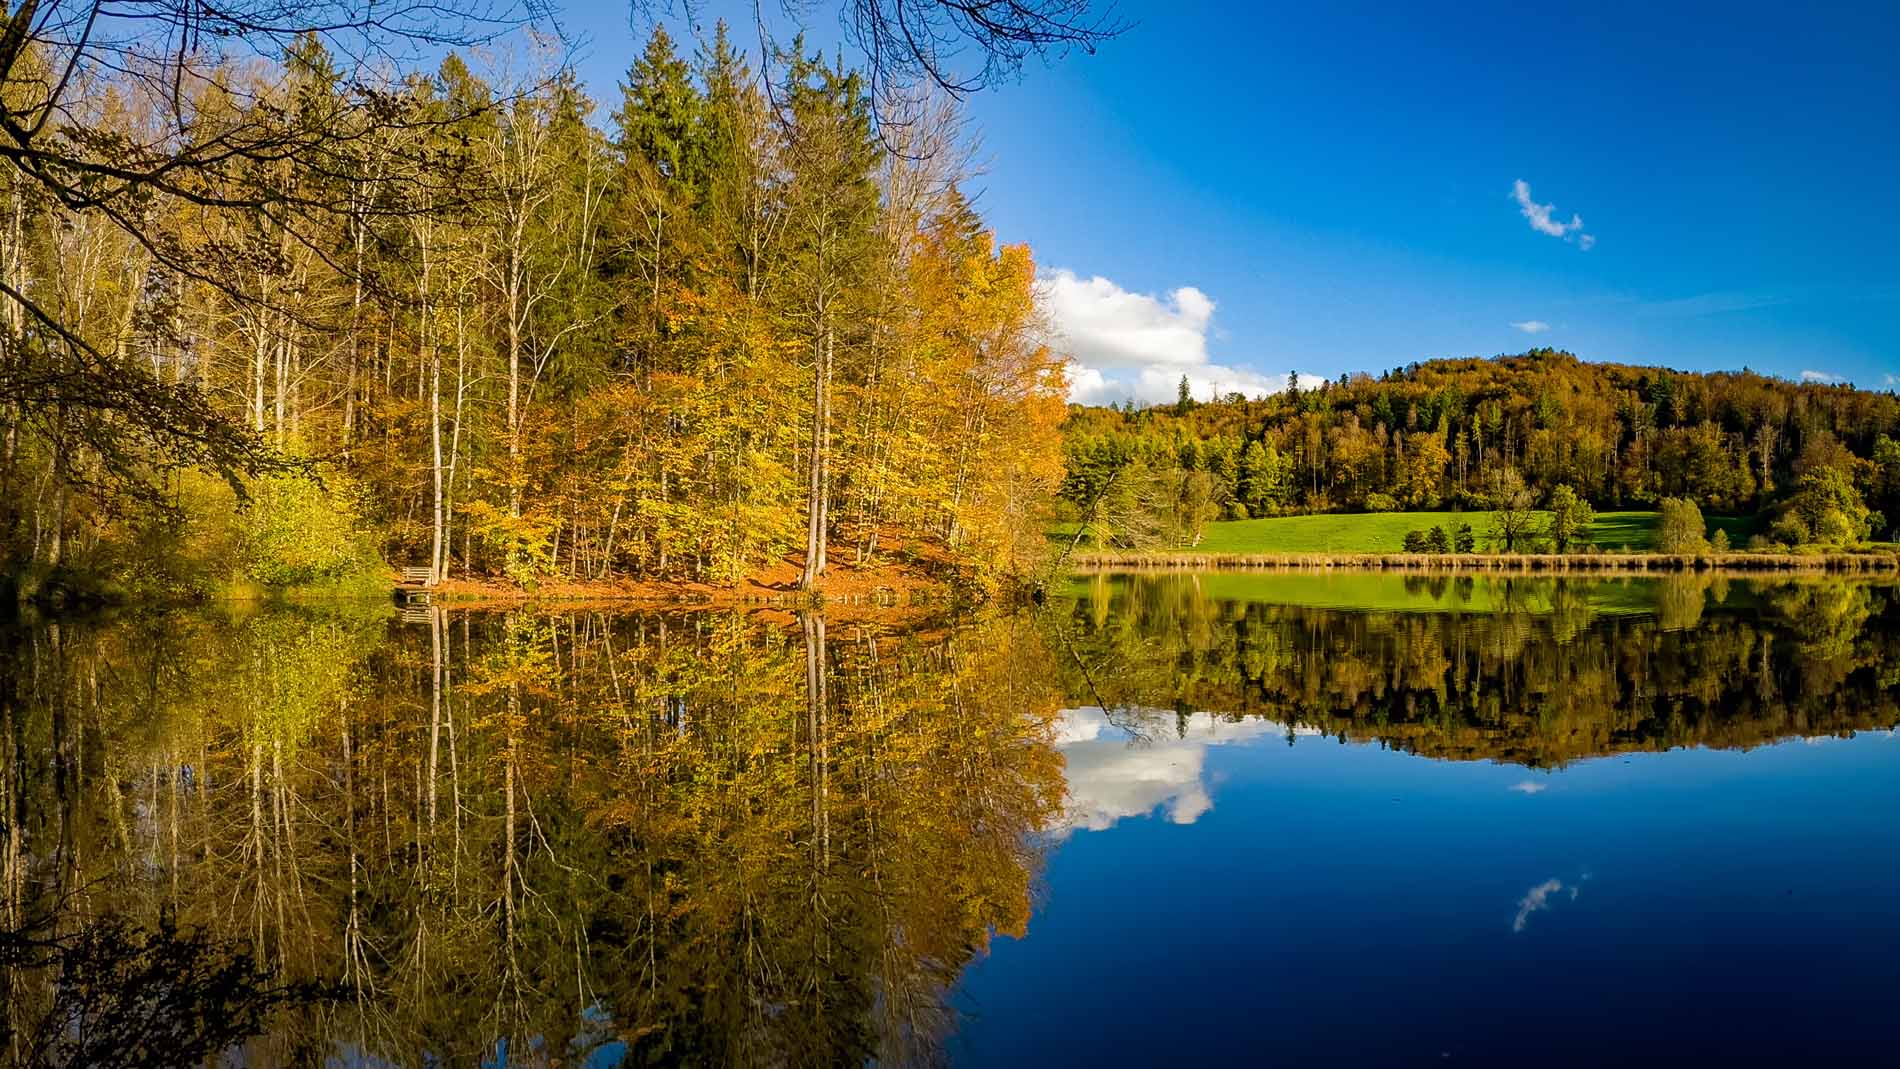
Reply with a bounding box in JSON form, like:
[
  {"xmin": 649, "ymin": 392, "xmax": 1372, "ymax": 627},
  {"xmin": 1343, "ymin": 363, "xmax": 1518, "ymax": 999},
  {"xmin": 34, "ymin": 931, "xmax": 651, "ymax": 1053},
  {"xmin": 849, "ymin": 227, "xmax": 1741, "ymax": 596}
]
[{"xmin": 549, "ymin": 1, "xmax": 1899, "ymax": 404}]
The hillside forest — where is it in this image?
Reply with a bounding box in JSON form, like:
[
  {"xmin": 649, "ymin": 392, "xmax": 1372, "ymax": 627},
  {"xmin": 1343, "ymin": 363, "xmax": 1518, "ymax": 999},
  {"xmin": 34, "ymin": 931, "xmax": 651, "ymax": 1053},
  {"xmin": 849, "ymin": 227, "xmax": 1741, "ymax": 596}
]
[
  {"xmin": 1, "ymin": 24, "xmax": 1064, "ymax": 600},
  {"xmin": 1060, "ymin": 351, "xmax": 1900, "ymax": 552}
]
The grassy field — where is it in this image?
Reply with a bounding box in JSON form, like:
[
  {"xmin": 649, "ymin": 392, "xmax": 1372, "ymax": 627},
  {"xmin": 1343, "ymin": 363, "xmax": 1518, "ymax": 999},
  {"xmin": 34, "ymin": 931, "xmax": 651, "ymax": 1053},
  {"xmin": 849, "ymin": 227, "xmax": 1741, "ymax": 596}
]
[{"xmin": 1184, "ymin": 510, "xmax": 1758, "ymax": 554}]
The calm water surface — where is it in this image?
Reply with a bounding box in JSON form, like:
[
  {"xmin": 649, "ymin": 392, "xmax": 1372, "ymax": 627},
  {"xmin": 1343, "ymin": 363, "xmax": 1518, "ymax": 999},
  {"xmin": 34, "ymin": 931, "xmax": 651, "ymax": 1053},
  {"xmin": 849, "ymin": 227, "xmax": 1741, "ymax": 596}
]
[{"xmin": 3, "ymin": 573, "xmax": 1898, "ymax": 1066}]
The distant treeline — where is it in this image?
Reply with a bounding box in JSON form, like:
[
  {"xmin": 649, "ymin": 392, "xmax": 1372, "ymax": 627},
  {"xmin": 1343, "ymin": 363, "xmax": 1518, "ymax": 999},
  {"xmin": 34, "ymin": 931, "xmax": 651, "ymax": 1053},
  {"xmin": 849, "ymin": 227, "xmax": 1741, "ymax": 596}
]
[{"xmin": 1059, "ymin": 350, "xmax": 1900, "ymax": 548}]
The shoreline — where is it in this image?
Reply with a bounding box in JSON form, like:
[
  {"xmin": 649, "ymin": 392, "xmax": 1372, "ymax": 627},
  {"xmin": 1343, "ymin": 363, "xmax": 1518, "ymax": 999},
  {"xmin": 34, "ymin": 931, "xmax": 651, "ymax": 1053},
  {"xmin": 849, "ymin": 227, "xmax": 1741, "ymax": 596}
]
[
  {"xmin": 412, "ymin": 560, "xmax": 953, "ymax": 613},
  {"xmin": 1068, "ymin": 550, "xmax": 1900, "ymax": 574}
]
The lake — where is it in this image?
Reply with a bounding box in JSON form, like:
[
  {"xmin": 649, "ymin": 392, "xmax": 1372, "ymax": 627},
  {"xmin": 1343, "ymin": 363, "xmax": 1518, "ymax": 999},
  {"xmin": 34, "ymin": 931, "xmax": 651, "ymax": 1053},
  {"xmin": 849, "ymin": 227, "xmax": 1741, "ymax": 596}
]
[{"xmin": 3, "ymin": 573, "xmax": 1897, "ymax": 1066}]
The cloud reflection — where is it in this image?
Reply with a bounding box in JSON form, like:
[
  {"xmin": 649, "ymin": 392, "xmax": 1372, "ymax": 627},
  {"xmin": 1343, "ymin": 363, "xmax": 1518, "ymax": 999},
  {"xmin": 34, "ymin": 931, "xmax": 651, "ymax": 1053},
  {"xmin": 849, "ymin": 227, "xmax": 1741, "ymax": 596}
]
[
  {"xmin": 1054, "ymin": 706, "xmax": 1313, "ymax": 834},
  {"xmin": 1512, "ymin": 879, "xmax": 1566, "ymax": 932},
  {"xmin": 1511, "ymin": 877, "xmax": 1586, "ymax": 933}
]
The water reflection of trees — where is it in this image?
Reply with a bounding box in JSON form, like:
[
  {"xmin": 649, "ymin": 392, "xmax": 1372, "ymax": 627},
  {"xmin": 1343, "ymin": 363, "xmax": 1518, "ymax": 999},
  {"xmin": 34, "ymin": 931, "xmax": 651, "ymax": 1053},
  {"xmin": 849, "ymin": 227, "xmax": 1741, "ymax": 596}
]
[
  {"xmin": 0, "ymin": 606, "xmax": 1064, "ymax": 1067},
  {"xmin": 1057, "ymin": 574, "xmax": 1900, "ymax": 767},
  {"xmin": 9, "ymin": 578, "xmax": 1897, "ymax": 1063}
]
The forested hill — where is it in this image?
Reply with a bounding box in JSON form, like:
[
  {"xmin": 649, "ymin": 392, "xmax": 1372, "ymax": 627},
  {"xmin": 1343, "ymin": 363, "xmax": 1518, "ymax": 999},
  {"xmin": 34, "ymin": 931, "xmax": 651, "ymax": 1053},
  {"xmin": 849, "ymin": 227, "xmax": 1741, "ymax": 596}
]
[{"xmin": 1058, "ymin": 350, "xmax": 1900, "ymax": 542}]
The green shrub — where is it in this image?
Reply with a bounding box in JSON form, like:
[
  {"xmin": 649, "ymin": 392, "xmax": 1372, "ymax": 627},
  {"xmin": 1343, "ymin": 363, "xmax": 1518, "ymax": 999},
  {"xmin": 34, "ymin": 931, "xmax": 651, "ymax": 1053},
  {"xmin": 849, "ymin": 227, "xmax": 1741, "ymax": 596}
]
[
  {"xmin": 1814, "ymin": 508, "xmax": 1858, "ymax": 546},
  {"xmin": 1401, "ymin": 529, "xmax": 1428, "ymax": 553},
  {"xmin": 1788, "ymin": 468, "xmax": 1874, "ymax": 545},
  {"xmin": 1426, "ymin": 526, "xmax": 1450, "ymax": 554},
  {"xmin": 1710, "ymin": 528, "xmax": 1731, "ymax": 552},
  {"xmin": 1656, "ymin": 498, "xmax": 1709, "ymax": 554},
  {"xmin": 1544, "ymin": 484, "xmax": 1594, "ymax": 552},
  {"xmin": 463, "ymin": 499, "xmax": 562, "ymax": 585},
  {"xmin": 1364, "ymin": 492, "xmax": 1399, "ymax": 513},
  {"xmin": 1769, "ymin": 512, "xmax": 1809, "ymax": 547},
  {"xmin": 237, "ymin": 474, "xmax": 385, "ymax": 588},
  {"xmin": 1453, "ymin": 523, "xmax": 1476, "ymax": 554}
]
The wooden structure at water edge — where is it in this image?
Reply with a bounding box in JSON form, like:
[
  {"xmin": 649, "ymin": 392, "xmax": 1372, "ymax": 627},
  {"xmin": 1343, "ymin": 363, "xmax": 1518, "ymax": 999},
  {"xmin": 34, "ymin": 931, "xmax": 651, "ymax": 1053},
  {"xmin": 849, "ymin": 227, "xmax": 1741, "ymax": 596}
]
[{"xmin": 395, "ymin": 566, "xmax": 438, "ymax": 604}]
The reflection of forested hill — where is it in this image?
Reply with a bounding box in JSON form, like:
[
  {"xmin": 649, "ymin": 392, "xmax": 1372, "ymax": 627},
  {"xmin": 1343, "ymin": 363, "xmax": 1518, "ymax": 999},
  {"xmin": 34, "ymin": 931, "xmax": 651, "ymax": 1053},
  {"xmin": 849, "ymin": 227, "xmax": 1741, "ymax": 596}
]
[
  {"xmin": 0, "ymin": 608, "xmax": 1064, "ymax": 1067},
  {"xmin": 1056, "ymin": 574, "xmax": 1900, "ymax": 767}
]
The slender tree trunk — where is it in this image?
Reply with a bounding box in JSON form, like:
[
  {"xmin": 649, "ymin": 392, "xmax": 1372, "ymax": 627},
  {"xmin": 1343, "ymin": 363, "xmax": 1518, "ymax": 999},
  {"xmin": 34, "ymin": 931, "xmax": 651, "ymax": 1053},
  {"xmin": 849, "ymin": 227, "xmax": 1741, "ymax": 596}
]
[
  {"xmin": 801, "ymin": 325, "xmax": 832, "ymax": 589},
  {"xmin": 44, "ymin": 423, "xmax": 63, "ymax": 568},
  {"xmin": 420, "ymin": 226, "xmax": 445, "ymax": 580},
  {"xmin": 272, "ymin": 282, "xmax": 290, "ymax": 444},
  {"xmin": 506, "ymin": 223, "xmax": 525, "ymax": 527},
  {"xmin": 0, "ymin": 185, "xmax": 18, "ymax": 546},
  {"xmin": 802, "ymin": 610, "xmax": 829, "ymax": 868},
  {"xmin": 428, "ymin": 608, "xmax": 442, "ymax": 840},
  {"xmin": 252, "ymin": 318, "xmax": 268, "ymax": 433},
  {"xmin": 343, "ymin": 209, "xmax": 366, "ymax": 459},
  {"xmin": 819, "ymin": 330, "xmax": 832, "ymax": 572},
  {"xmin": 444, "ymin": 300, "xmax": 468, "ymax": 579}
]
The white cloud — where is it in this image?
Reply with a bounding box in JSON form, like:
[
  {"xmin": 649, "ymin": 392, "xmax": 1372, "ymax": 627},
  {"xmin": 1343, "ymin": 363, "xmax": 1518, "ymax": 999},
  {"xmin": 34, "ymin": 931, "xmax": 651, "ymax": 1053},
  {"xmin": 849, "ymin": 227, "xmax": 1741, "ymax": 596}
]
[
  {"xmin": 1508, "ymin": 779, "xmax": 1548, "ymax": 794},
  {"xmin": 1063, "ymin": 357, "xmax": 1292, "ymax": 408},
  {"xmin": 1040, "ymin": 269, "xmax": 1296, "ymax": 406},
  {"xmin": 1053, "ymin": 706, "xmax": 1310, "ymax": 835},
  {"xmin": 1511, "ymin": 179, "xmax": 1594, "ymax": 249},
  {"xmin": 1800, "ymin": 369, "xmax": 1846, "ymax": 384},
  {"xmin": 1511, "ymin": 179, "xmax": 1582, "ymax": 237},
  {"xmin": 1886, "ymin": 374, "xmax": 1898, "ymax": 387},
  {"xmin": 1510, "ymin": 320, "xmax": 1551, "ymax": 335},
  {"xmin": 1041, "ymin": 269, "xmax": 1213, "ymax": 371}
]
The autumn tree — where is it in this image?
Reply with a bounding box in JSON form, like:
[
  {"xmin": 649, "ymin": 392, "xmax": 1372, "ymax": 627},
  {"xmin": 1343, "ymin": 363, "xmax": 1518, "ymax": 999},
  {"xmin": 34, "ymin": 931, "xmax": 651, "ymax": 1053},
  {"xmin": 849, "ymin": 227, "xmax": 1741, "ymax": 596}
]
[
  {"xmin": 1544, "ymin": 484, "xmax": 1594, "ymax": 553},
  {"xmin": 1237, "ymin": 439, "xmax": 1293, "ymax": 517},
  {"xmin": 1787, "ymin": 468, "xmax": 1877, "ymax": 546},
  {"xmin": 0, "ymin": 1, "xmax": 534, "ymax": 518},
  {"xmin": 778, "ymin": 43, "xmax": 882, "ymax": 589},
  {"xmin": 1484, "ymin": 465, "xmax": 1538, "ymax": 553},
  {"xmin": 1867, "ymin": 434, "xmax": 1900, "ymax": 541},
  {"xmin": 1656, "ymin": 497, "xmax": 1709, "ymax": 554}
]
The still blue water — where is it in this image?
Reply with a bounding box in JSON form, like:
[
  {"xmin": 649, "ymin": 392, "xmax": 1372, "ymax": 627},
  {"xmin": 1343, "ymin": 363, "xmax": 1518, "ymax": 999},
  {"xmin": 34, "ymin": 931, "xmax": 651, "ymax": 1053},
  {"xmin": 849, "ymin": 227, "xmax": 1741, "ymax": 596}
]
[{"xmin": 955, "ymin": 708, "xmax": 1900, "ymax": 1066}]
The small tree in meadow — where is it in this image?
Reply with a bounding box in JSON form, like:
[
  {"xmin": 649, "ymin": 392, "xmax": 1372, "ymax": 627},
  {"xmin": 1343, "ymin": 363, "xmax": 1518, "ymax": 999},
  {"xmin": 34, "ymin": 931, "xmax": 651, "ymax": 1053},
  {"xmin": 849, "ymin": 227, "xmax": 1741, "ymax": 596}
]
[
  {"xmin": 1454, "ymin": 523, "xmax": 1476, "ymax": 553},
  {"xmin": 1544, "ymin": 484, "xmax": 1595, "ymax": 553},
  {"xmin": 1483, "ymin": 466, "xmax": 1538, "ymax": 552},
  {"xmin": 1656, "ymin": 497, "xmax": 1709, "ymax": 554},
  {"xmin": 1769, "ymin": 512, "xmax": 1808, "ymax": 547},
  {"xmin": 1402, "ymin": 529, "xmax": 1428, "ymax": 553},
  {"xmin": 1427, "ymin": 526, "xmax": 1451, "ymax": 554}
]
